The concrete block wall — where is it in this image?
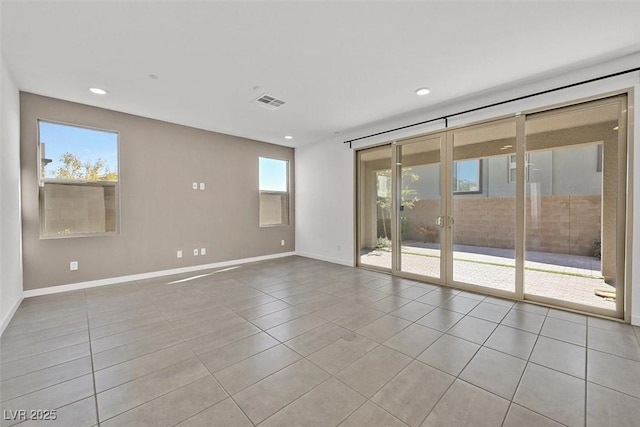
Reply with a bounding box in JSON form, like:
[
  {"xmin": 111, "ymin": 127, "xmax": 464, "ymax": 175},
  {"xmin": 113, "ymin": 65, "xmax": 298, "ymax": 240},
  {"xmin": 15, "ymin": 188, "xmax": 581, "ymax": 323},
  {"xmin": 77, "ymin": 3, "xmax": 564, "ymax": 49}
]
[{"xmin": 403, "ymin": 194, "xmax": 601, "ymax": 256}]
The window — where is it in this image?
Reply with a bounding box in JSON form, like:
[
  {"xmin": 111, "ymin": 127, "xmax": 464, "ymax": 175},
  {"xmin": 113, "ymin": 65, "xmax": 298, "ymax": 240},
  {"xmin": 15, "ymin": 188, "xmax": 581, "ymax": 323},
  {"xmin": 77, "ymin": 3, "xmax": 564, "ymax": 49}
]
[
  {"xmin": 453, "ymin": 159, "xmax": 481, "ymax": 194},
  {"xmin": 508, "ymin": 154, "xmax": 530, "ymax": 183},
  {"xmin": 38, "ymin": 120, "xmax": 119, "ymax": 238},
  {"xmin": 259, "ymin": 157, "xmax": 289, "ymax": 226}
]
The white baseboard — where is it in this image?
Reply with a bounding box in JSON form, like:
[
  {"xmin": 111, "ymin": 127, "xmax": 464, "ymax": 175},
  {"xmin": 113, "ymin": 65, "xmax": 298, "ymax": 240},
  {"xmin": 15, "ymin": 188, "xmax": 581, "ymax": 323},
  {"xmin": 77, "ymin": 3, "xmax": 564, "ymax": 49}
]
[
  {"xmin": 1, "ymin": 296, "xmax": 23, "ymax": 336},
  {"xmin": 23, "ymin": 252, "xmax": 296, "ymax": 298},
  {"xmin": 295, "ymin": 251, "xmax": 354, "ymax": 267}
]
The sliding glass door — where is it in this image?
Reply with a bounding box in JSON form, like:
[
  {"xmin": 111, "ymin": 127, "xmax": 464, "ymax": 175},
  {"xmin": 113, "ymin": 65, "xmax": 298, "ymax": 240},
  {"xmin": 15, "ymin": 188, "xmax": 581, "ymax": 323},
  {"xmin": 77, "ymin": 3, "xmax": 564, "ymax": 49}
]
[
  {"xmin": 357, "ymin": 145, "xmax": 394, "ymax": 271},
  {"xmin": 523, "ymin": 98, "xmax": 626, "ymax": 317},
  {"xmin": 396, "ymin": 133, "xmax": 445, "ymax": 281},
  {"xmin": 356, "ymin": 94, "xmax": 628, "ymax": 319},
  {"xmin": 449, "ymin": 119, "xmax": 518, "ymax": 295}
]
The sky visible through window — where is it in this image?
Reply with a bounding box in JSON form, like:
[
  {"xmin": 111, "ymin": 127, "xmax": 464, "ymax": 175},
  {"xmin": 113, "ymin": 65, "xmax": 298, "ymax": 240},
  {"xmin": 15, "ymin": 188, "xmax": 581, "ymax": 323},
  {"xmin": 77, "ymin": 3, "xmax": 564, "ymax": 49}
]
[
  {"xmin": 39, "ymin": 121, "xmax": 118, "ymax": 179},
  {"xmin": 456, "ymin": 159, "xmax": 479, "ymax": 184},
  {"xmin": 259, "ymin": 157, "xmax": 288, "ymax": 192}
]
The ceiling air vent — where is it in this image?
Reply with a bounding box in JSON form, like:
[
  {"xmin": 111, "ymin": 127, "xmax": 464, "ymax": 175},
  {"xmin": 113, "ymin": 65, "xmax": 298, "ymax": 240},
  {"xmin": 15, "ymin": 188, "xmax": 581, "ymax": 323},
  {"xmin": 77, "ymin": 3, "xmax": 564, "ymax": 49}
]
[{"xmin": 253, "ymin": 94, "xmax": 286, "ymax": 110}]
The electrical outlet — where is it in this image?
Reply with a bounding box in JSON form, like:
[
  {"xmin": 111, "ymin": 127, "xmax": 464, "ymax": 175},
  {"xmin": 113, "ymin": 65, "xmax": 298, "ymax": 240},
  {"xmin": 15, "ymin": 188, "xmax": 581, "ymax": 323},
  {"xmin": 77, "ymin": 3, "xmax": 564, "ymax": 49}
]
[
  {"xmin": 193, "ymin": 249, "xmax": 199, "ymax": 256},
  {"xmin": 70, "ymin": 261, "xmax": 78, "ymax": 271},
  {"xmin": 177, "ymin": 250, "xmax": 183, "ymax": 258},
  {"xmin": 200, "ymin": 248, "xmax": 206, "ymax": 255},
  {"xmin": 281, "ymin": 239, "xmax": 285, "ymax": 246},
  {"xmin": 192, "ymin": 182, "xmax": 198, "ymax": 190},
  {"xmin": 199, "ymin": 182, "xmax": 205, "ymax": 190}
]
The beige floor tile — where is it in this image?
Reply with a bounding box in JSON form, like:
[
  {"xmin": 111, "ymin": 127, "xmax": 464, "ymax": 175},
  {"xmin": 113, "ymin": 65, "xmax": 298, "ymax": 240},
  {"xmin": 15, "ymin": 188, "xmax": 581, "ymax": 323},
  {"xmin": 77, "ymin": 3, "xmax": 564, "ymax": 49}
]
[
  {"xmin": 0, "ymin": 342, "xmax": 89, "ymax": 381},
  {"xmin": 308, "ymin": 334, "xmax": 378, "ymax": 375},
  {"xmin": 250, "ymin": 306, "xmax": 310, "ymax": 330},
  {"xmin": 236, "ymin": 300, "xmax": 291, "ymax": 320},
  {"xmin": 92, "ymin": 329, "xmax": 183, "ymax": 370},
  {"xmin": 336, "ymin": 345, "xmax": 411, "ymax": 397},
  {"xmin": 588, "ymin": 326, "xmax": 640, "ymax": 361},
  {"xmin": 417, "ymin": 334, "xmax": 479, "ymax": 376},
  {"xmin": 503, "ymin": 404, "xmax": 563, "ymax": 427},
  {"xmin": 440, "ymin": 295, "xmax": 481, "ymax": 314},
  {"xmin": 186, "ymin": 322, "xmax": 261, "ymax": 355},
  {"xmin": 459, "ymin": 347, "xmax": 526, "ymax": 400},
  {"xmin": 214, "ymin": 344, "xmax": 301, "ymax": 394},
  {"xmin": 587, "ymin": 349, "xmax": 640, "ymax": 398},
  {"xmin": 421, "ymin": 380, "xmax": 509, "ymax": 427},
  {"xmin": 0, "ymin": 319, "xmax": 87, "ymax": 348},
  {"xmin": 89, "ymin": 313, "xmax": 166, "ymax": 340},
  {"xmin": 17, "ymin": 396, "xmax": 97, "ymax": 427},
  {"xmin": 514, "ymin": 363, "xmax": 585, "ymax": 426},
  {"xmin": 261, "ymin": 378, "xmax": 365, "ymax": 427},
  {"xmin": 389, "ymin": 301, "xmax": 436, "ymax": 322},
  {"xmin": 91, "ymin": 322, "xmax": 174, "ymax": 354},
  {"xmin": 368, "ymin": 296, "xmax": 412, "ymax": 313},
  {"xmin": 586, "ymin": 382, "xmax": 640, "ymax": 427},
  {"xmin": 233, "ymin": 359, "xmax": 330, "ymax": 424},
  {"xmin": 447, "ymin": 316, "xmax": 497, "ymax": 345},
  {"xmin": 383, "ymin": 324, "xmax": 442, "ymax": 358},
  {"xmin": 541, "ymin": 316, "xmax": 586, "ymax": 346},
  {"xmin": 415, "ymin": 308, "xmax": 464, "ymax": 332},
  {"xmin": 357, "ymin": 315, "xmax": 411, "ymax": 343},
  {"xmin": 501, "ymin": 309, "xmax": 545, "ymax": 334},
  {"xmin": 0, "ymin": 356, "xmax": 92, "ymax": 401},
  {"xmin": 468, "ymin": 301, "xmax": 511, "ymax": 323},
  {"xmin": 100, "ymin": 376, "xmax": 226, "ymax": 426},
  {"xmin": 97, "ymin": 358, "xmax": 209, "ymax": 421},
  {"xmin": 198, "ymin": 332, "xmax": 278, "ymax": 373},
  {"xmin": 372, "ymin": 361, "xmax": 454, "ymax": 427},
  {"xmin": 176, "ymin": 398, "xmax": 252, "ymax": 427},
  {"xmin": 339, "ymin": 401, "xmax": 408, "ymax": 427},
  {"xmin": 484, "ymin": 324, "xmax": 537, "ymax": 360},
  {"xmin": 284, "ymin": 323, "xmax": 350, "ymax": 356},
  {"xmin": 334, "ymin": 308, "xmax": 385, "ymax": 331},
  {"xmin": 95, "ymin": 343, "xmax": 194, "ymax": 392},
  {"xmin": 530, "ymin": 336, "xmax": 585, "ymax": 379},
  {"xmin": 266, "ymin": 314, "xmax": 327, "ymax": 342},
  {"xmin": 0, "ymin": 375, "xmax": 94, "ymax": 427},
  {"xmin": 0, "ymin": 331, "xmax": 89, "ymax": 364}
]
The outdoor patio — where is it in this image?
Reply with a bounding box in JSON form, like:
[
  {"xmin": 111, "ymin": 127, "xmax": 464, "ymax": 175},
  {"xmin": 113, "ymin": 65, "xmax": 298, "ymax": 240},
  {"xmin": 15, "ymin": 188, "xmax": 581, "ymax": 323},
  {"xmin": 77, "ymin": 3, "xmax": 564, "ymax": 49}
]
[{"xmin": 361, "ymin": 242, "xmax": 615, "ymax": 311}]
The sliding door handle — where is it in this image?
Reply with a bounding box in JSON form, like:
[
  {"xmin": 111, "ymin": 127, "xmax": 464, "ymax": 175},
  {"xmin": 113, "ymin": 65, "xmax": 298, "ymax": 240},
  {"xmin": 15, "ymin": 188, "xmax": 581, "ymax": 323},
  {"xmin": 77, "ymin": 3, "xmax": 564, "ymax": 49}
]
[{"xmin": 436, "ymin": 216, "xmax": 445, "ymax": 227}]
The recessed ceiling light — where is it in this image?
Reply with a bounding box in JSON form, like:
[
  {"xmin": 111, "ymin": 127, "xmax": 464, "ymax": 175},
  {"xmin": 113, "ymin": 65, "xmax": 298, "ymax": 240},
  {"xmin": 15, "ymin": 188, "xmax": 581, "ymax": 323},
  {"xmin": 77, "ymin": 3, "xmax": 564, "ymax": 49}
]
[
  {"xmin": 415, "ymin": 87, "xmax": 431, "ymax": 96},
  {"xmin": 89, "ymin": 87, "xmax": 107, "ymax": 95},
  {"xmin": 284, "ymin": 135, "xmax": 293, "ymax": 140}
]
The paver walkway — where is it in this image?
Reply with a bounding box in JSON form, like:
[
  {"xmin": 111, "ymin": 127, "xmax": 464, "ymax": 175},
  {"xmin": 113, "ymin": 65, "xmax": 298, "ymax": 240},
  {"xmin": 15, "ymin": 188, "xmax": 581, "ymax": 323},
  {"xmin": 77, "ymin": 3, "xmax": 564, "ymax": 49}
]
[{"xmin": 361, "ymin": 243, "xmax": 615, "ymax": 311}]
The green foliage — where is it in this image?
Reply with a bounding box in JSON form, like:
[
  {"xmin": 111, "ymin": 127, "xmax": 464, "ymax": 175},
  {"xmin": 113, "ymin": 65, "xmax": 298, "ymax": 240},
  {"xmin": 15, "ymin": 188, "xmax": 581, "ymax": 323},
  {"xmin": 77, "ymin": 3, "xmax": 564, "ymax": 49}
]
[
  {"xmin": 54, "ymin": 152, "xmax": 117, "ymax": 182},
  {"xmin": 376, "ymin": 236, "xmax": 391, "ymax": 250},
  {"xmin": 401, "ymin": 216, "xmax": 410, "ymax": 240},
  {"xmin": 376, "ymin": 168, "xmax": 420, "ymax": 240}
]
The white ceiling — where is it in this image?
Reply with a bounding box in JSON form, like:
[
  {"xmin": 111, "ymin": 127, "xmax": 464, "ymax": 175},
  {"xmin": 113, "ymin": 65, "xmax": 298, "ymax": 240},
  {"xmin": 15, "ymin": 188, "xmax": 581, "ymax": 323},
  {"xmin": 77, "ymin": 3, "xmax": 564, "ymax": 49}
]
[{"xmin": 2, "ymin": 1, "xmax": 640, "ymax": 148}]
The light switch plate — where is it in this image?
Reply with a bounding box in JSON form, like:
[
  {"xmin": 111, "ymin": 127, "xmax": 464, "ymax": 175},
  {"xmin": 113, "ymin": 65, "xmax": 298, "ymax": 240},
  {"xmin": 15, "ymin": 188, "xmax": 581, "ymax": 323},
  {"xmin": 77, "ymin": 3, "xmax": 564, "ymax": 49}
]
[
  {"xmin": 192, "ymin": 182, "xmax": 198, "ymax": 190},
  {"xmin": 177, "ymin": 250, "xmax": 183, "ymax": 258},
  {"xmin": 70, "ymin": 261, "xmax": 78, "ymax": 271},
  {"xmin": 199, "ymin": 182, "xmax": 205, "ymax": 190},
  {"xmin": 201, "ymin": 248, "xmax": 206, "ymax": 255},
  {"xmin": 193, "ymin": 249, "xmax": 199, "ymax": 256}
]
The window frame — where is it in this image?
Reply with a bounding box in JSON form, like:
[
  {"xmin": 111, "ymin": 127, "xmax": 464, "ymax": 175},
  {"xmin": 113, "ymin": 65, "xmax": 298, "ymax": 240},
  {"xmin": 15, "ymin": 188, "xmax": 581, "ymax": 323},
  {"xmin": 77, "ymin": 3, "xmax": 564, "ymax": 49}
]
[
  {"xmin": 37, "ymin": 119, "xmax": 121, "ymax": 239},
  {"xmin": 453, "ymin": 159, "xmax": 483, "ymax": 195},
  {"xmin": 258, "ymin": 156, "xmax": 290, "ymax": 227}
]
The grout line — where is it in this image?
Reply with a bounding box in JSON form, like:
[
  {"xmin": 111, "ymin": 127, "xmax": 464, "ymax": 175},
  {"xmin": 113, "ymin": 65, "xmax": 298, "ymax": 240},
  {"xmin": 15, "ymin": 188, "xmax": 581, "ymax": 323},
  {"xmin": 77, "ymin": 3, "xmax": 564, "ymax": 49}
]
[{"xmin": 84, "ymin": 289, "xmax": 101, "ymax": 427}]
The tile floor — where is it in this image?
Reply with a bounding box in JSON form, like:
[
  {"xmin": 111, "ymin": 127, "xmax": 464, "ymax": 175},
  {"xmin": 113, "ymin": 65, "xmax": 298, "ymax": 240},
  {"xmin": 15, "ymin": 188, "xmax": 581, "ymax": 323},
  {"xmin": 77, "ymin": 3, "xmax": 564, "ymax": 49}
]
[{"xmin": 1, "ymin": 256, "xmax": 639, "ymax": 426}]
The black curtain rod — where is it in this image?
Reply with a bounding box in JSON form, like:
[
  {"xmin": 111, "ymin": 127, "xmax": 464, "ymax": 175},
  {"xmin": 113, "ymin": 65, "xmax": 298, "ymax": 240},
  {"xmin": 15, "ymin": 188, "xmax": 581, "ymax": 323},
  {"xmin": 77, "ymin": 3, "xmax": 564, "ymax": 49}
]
[{"xmin": 343, "ymin": 66, "xmax": 640, "ymax": 148}]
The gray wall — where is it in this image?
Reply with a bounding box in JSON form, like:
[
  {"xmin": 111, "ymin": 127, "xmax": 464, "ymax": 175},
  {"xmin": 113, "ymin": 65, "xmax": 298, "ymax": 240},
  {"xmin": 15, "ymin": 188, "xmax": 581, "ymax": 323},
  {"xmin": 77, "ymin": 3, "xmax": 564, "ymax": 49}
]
[
  {"xmin": 20, "ymin": 93, "xmax": 295, "ymax": 291},
  {"xmin": 1, "ymin": 56, "xmax": 23, "ymax": 331},
  {"xmin": 408, "ymin": 148, "xmax": 601, "ymax": 201}
]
